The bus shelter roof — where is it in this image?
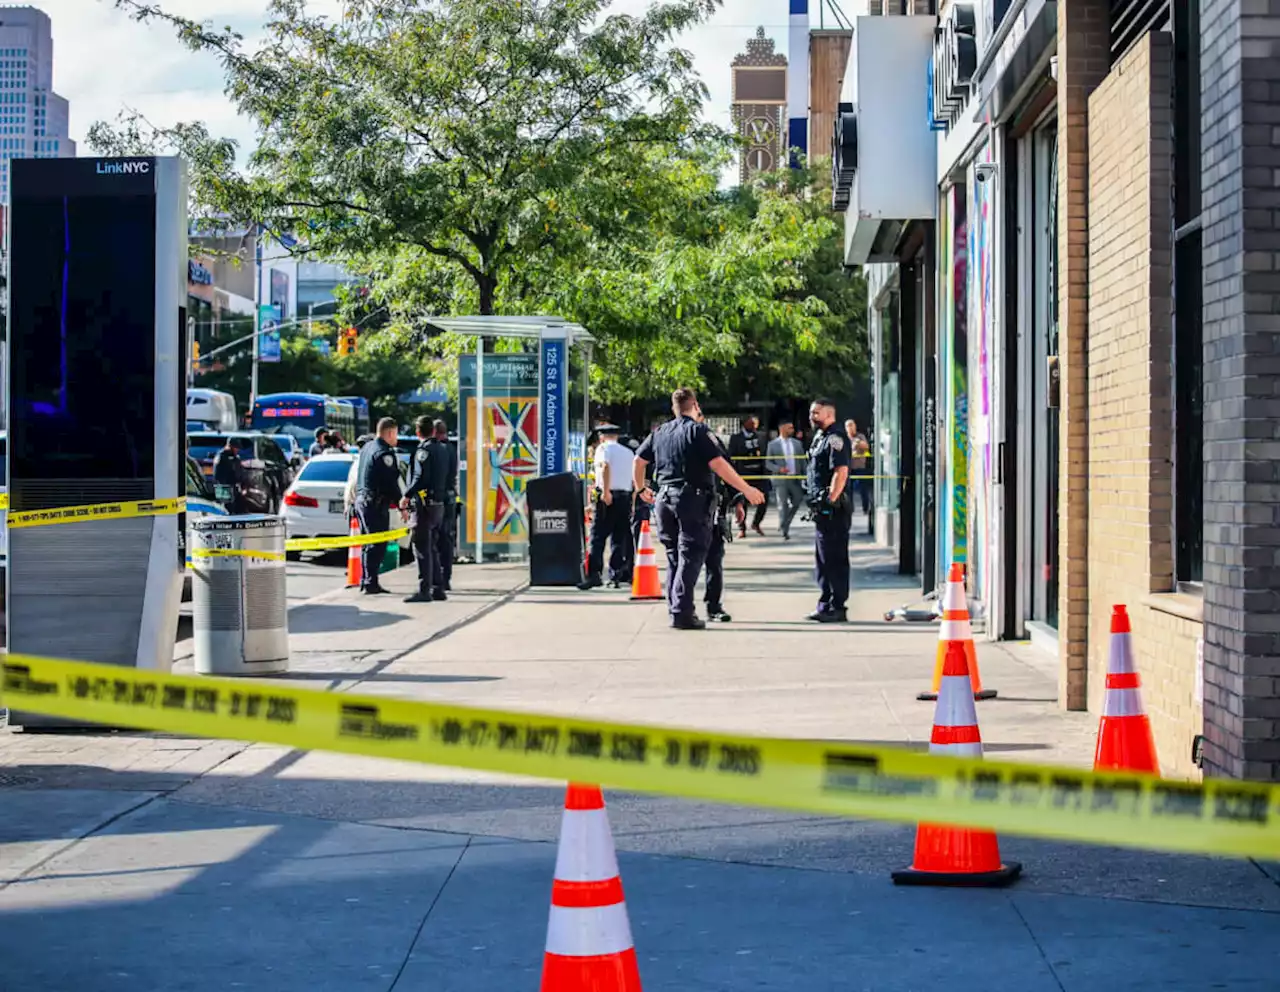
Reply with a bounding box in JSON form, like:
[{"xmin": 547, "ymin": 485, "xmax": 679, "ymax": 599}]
[{"xmin": 422, "ymin": 316, "xmax": 594, "ymax": 345}]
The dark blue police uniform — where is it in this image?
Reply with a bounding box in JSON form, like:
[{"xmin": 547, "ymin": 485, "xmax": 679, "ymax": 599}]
[
  {"xmin": 353, "ymin": 438, "xmax": 403, "ymax": 593},
  {"xmin": 404, "ymin": 440, "xmax": 446, "ymax": 601},
  {"xmin": 635, "ymin": 417, "xmax": 721, "ymax": 628},
  {"xmin": 806, "ymin": 422, "xmax": 852, "ymax": 619},
  {"xmin": 704, "ymin": 432, "xmax": 733, "ymax": 618},
  {"xmin": 424, "ymin": 437, "xmax": 459, "ymax": 590}
]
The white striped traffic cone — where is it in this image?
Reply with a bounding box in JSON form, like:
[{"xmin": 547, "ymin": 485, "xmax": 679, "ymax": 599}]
[
  {"xmin": 629, "ymin": 520, "xmax": 662, "ymax": 601},
  {"xmin": 540, "ymin": 783, "xmax": 642, "ymax": 991},
  {"xmin": 918, "ymin": 563, "xmax": 995, "ymax": 701},
  {"xmin": 1094, "ymin": 604, "xmax": 1159, "ymax": 774},
  {"xmin": 345, "ymin": 516, "xmax": 361, "ymax": 588},
  {"xmin": 893, "ymin": 640, "xmax": 1021, "ymax": 887}
]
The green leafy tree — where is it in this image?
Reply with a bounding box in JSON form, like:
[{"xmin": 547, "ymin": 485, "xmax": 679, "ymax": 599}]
[
  {"xmin": 97, "ymin": 0, "xmax": 864, "ymax": 406},
  {"xmin": 101, "ymin": 0, "xmax": 724, "ymax": 315},
  {"xmin": 698, "ymin": 161, "xmax": 869, "ymax": 403}
]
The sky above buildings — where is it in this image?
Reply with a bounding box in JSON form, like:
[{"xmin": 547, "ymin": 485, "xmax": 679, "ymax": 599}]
[{"xmin": 41, "ymin": 0, "xmax": 842, "ymax": 160}]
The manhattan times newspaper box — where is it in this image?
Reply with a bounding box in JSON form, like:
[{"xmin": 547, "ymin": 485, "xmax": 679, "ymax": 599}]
[{"xmin": 526, "ymin": 473, "xmax": 585, "ymax": 586}]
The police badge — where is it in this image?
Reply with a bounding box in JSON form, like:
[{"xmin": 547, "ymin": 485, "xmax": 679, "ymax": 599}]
[
  {"xmin": 382, "ymin": 453, "xmax": 396, "ymax": 467},
  {"xmin": 830, "ymin": 435, "xmax": 845, "ymax": 452}
]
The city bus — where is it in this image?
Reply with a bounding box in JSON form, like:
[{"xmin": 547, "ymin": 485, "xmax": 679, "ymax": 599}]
[
  {"xmin": 250, "ymin": 392, "xmax": 356, "ymax": 448},
  {"xmin": 335, "ymin": 396, "xmax": 370, "ymax": 435}
]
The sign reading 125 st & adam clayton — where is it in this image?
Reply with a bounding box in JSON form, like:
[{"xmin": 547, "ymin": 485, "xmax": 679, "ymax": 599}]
[{"xmin": 539, "ymin": 332, "xmax": 567, "ymax": 476}]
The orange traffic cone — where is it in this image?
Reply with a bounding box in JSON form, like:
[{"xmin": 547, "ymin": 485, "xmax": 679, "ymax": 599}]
[
  {"xmin": 630, "ymin": 520, "xmax": 662, "ymax": 601},
  {"xmin": 893, "ymin": 640, "xmax": 1021, "ymax": 887},
  {"xmin": 540, "ymin": 784, "xmax": 642, "ymax": 992},
  {"xmin": 345, "ymin": 516, "xmax": 362, "ymax": 588},
  {"xmin": 1094, "ymin": 604, "xmax": 1159, "ymax": 774},
  {"xmin": 917, "ymin": 563, "xmax": 996, "ymax": 702}
]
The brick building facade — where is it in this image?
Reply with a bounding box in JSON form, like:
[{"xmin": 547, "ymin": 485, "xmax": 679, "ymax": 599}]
[{"xmin": 841, "ymin": 0, "xmax": 1280, "ymax": 780}]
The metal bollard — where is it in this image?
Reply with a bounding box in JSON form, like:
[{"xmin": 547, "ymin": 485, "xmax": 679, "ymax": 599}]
[{"xmin": 191, "ymin": 515, "xmax": 289, "ymax": 676}]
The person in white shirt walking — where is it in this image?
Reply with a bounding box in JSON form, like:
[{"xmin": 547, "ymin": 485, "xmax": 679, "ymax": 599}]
[
  {"xmin": 766, "ymin": 420, "xmax": 806, "ymax": 540},
  {"xmin": 580, "ymin": 423, "xmax": 636, "ymax": 589}
]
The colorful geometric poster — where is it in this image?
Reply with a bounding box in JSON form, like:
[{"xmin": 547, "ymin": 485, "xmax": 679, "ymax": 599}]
[{"xmin": 458, "ymin": 354, "xmax": 540, "ymax": 554}]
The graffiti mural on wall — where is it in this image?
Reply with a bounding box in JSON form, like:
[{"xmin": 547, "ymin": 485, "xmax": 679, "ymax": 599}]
[
  {"xmin": 952, "ymin": 184, "xmax": 970, "ymax": 567},
  {"xmin": 968, "ymin": 143, "xmax": 995, "ymax": 603}
]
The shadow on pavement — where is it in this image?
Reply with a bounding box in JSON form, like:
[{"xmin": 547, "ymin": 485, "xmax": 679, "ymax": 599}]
[{"xmin": 286, "ymin": 603, "xmax": 411, "ymax": 634}]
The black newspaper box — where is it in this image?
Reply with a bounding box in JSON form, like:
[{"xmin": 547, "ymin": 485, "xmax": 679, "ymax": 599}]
[{"xmin": 527, "ymin": 472, "xmax": 586, "ymax": 586}]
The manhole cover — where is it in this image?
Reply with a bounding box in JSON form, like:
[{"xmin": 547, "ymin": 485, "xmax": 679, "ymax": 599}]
[{"xmin": 0, "ymin": 773, "xmax": 39, "ymax": 787}]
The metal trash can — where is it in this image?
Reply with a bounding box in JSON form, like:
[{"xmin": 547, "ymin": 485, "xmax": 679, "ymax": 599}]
[{"xmin": 191, "ymin": 514, "xmax": 289, "ymax": 676}]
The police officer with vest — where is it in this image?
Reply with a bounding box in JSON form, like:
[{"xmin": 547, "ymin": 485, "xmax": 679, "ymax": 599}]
[
  {"xmin": 401, "ymin": 416, "xmax": 450, "ymax": 604},
  {"xmin": 805, "ymin": 398, "xmax": 852, "ymax": 622},
  {"xmin": 632, "ymin": 388, "xmax": 763, "ymax": 630},
  {"xmin": 353, "ymin": 416, "xmax": 405, "ymax": 595}
]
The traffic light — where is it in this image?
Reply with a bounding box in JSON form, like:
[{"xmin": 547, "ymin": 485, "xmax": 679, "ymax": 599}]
[
  {"xmin": 338, "ymin": 327, "xmax": 358, "ymax": 356},
  {"xmin": 191, "ymin": 339, "xmax": 200, "ymax": 374}
]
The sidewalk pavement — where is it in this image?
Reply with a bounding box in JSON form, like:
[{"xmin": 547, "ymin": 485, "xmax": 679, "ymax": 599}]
[{"xmin": 1, "ymin": 522, "xmax": 1278, "ymax": 991}]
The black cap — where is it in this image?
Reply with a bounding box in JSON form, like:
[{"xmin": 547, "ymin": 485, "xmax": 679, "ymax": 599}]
[{"xmin": 594, "ymin": 423, "xmax": 622, "ymax": 435}]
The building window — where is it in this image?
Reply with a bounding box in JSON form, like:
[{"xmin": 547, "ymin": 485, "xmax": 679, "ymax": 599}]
[{"xmin": 1172, "ymin": 0, "xmax": 1202, "ymax": 585}]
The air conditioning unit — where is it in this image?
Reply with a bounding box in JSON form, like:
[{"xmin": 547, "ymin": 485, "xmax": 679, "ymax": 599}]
[{"xmin": 836, "ymin": 16, "xmax": 938, "ymax": 264}]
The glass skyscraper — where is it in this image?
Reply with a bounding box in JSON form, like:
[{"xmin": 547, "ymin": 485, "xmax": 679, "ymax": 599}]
[{"xmin": 0, "ymin": 6, "xmax": 75, "ymax": 204}]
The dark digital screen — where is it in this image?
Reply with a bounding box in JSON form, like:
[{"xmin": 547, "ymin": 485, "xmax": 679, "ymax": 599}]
[{"xmin": 9, "ymin": 189, "xmax": 157, "ymax": 482}]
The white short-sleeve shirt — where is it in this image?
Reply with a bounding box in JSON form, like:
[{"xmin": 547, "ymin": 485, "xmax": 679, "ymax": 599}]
[{"xmin": 594, "ymin": 439, "xmax": 635, "ymax": 491}]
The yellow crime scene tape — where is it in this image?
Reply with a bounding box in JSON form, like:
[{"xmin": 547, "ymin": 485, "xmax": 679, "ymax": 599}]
[
  {"xmin": 2, "ymin": 654, "xmax": 1278, "ymax": 861},
  {"xmin": 7, "ymin": 497, "xmax": 185, "ymax": 530},
  {"xmin": 284, "ymin": 527, "xmax": 409, "ymax": 552},
  {"xmin": 191, "ymin": 548, "xmax": 287, "ymax": 562}
]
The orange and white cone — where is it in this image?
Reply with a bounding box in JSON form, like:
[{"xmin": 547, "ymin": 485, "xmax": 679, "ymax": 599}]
[
  {"xmin": 630, "ymin": 520, "xmax": 662, "ymax": 601},
  {"xmin": 893, "ymin": 640, "xmax": 1022, "ymax": 887},
  {"xmin": 540, "ymin": 784, "xmax": 643, "ymax": 992},
  {"xmin": 917, "ymin": 563, "xmax": 996, "ymax": 702},
  {"xmin": 1094, "ymin": 604, "xmax": 1159, "ymax": 774},
  {"xmin": 345, "ymin": 516, "xmax": 362, "ymax": 588}
]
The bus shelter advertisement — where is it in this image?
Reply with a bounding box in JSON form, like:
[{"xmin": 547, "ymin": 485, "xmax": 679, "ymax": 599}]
[{"xmin": 458, "ymin": 354, "xmax": 539, "ymax": 559}]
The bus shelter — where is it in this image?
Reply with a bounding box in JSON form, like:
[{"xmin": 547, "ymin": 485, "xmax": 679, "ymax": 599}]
[{"xmin": 423, "ymin": 316, "xmax": 595, "ymax": 564}]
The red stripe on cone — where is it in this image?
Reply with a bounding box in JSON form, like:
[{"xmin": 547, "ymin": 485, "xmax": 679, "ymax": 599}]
[
  {"xmin": 542, "ymin": 950, "xmax": 642, "ymax": 990},
  {"xmin": 552, "ymin": 877, "xmax": 626, "ymax": 908}
]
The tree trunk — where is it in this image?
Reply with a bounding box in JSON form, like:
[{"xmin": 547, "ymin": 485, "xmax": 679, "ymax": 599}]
[{"xmin": 477, "ymin": 272, "xmax": 496, "ymax": 316}]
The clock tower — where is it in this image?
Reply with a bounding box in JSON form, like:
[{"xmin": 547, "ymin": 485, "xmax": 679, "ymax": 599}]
[{"xmin": 731, "ymin": 28, "xmax": 788, "ymax": 184}]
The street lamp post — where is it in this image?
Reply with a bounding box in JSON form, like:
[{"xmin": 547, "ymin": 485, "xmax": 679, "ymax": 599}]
[{"xmin": 250, "ymin": 224, "xmax": 263, "ymax": 407}]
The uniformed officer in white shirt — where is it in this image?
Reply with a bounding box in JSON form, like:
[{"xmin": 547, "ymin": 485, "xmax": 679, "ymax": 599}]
[{"xmin": 580, "ymin": 423, "xmax": 636, "ymax": 589}]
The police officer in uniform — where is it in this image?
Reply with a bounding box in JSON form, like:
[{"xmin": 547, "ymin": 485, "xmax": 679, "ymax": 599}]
[
  {"xmin": 353, "ymin": 416, "xmax": 405, "ymax": 595},
  {"xmin": 425, "ymin": 420, "xmax": 458, "ymax": 591},
  {"xmin": 632, "ymin": 388, "xmax": 763, "ymax": 630},
  {"xmin": 402, "ymin": 416, "xmax": 449, "ymax": 604},
  {"xmin": 698, "ymin": 410, "xmax": 734, "ymax": 622},
  {"xmin": 580, "ymin": 424, "xmax": 634, "ymax": 590},
  {"xmin": 728, "ymin": 415, "xmax": 769, "ymax": 537},
  {"xmin": 805, "ymin": 398, "xmax": 852, "ymax": 622}
]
